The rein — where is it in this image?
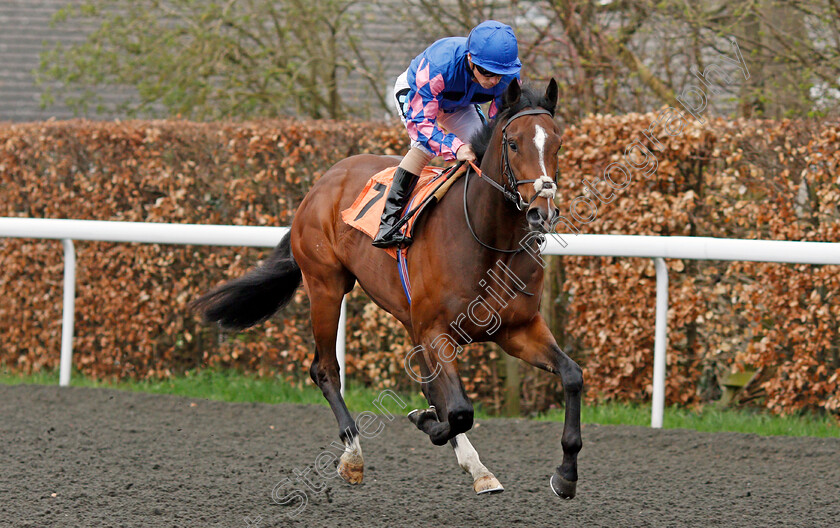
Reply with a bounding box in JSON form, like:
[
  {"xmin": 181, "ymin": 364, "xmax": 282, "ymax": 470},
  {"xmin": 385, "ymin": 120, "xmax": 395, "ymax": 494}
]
[
  {"xmin": 461, "ymin": 163, "xmax": 538, "ymax": 296},
  {"xmin": 462, "ymin": 162, "xmax": 527, "ymax": 254}
]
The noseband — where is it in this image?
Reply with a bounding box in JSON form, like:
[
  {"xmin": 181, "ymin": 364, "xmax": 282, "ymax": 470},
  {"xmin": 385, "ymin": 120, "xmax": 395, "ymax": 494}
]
[{"xmin": 474, "ymin": 107, "xmax": 560, "ymax": 210}]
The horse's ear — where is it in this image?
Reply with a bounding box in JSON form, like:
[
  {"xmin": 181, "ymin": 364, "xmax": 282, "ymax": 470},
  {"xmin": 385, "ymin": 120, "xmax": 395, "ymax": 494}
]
[
  {"xmin": 503, "ymin": 81, "xmax": 521, "ymax": 110},
  {"xmin": 544, "ymin": 78, "xmax": 558, "ymax": 116}
]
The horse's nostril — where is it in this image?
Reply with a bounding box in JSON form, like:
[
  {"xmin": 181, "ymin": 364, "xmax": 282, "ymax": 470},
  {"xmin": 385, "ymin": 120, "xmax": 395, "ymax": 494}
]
[{"xmin": 526, "ymin": 207, "xmax": 545, "ymax": 225}]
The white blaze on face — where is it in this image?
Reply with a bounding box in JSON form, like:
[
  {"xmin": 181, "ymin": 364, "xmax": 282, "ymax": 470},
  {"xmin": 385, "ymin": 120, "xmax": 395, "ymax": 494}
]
[
  {"xmin": 533, "ymin": 124, "xmax": 556, "ymax": 199},
  {"xmin": 534, "ymin": 124, "xmax": 548, "ymax": 178}
]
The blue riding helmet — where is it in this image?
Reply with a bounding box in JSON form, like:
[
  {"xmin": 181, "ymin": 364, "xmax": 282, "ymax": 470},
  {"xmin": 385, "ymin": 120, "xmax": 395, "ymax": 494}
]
[{"xmin": 467, "ymin": 20, "xmax": 521, "ymax": 75}]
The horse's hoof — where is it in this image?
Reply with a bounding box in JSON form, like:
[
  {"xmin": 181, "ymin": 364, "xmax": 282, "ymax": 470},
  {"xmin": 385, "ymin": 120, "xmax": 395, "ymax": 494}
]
[
  {"xmin": 338, "ymin": 445, "xmax": 364, "ymax": 485},
  {"xmin": 407, "ymin": 406, "xmax": 437, "ymax": 426},
  {"xmin": 549, "ymin": 472, "xmax": 577, "ymax": 499},
  {"xmin": 474, "ymin": 475, "xmax": 504, "ymax": 495},
  {"xmin": 338, "ymin": 458, "xmax": 364, "ymax": 484}
]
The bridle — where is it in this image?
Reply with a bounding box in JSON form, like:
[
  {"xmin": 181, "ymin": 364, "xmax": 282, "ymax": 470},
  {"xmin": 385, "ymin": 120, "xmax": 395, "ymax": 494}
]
[
  {"xmin": 460, "ymin": 106, "xmax": 560, "ymax": 273},
  {"xmin": 473, "ymin": 107, "xmax": 560, "ymax": 211}
]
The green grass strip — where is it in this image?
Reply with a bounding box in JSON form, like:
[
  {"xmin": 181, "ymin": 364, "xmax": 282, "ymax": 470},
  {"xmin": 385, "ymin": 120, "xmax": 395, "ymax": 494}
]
[
  {"xmin": 0, "ymin": 367, "xmax": 428, "ymax": 417},
  {"xmin": 536, "ymin": 402, "xmax": 840, "ymax": 438},
  {"xmin": 2, "ymin": 368, "xmax": 838, "ymax": 438}
]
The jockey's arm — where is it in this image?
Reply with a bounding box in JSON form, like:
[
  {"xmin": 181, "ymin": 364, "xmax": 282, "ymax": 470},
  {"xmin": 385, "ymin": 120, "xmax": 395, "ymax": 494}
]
[{"xmin": 404, "ymin": 62, "xmax": 464, "ymax": 161}]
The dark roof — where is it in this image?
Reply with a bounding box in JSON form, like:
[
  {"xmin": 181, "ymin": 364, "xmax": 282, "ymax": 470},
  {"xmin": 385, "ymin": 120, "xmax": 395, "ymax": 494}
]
[
  {"xmin": 0, "ymin": 1, "xmax": 102, "ymax": 121},
  {"xmin": 0, "ymin": 0, "xmax": 422, "ymax": 122}
]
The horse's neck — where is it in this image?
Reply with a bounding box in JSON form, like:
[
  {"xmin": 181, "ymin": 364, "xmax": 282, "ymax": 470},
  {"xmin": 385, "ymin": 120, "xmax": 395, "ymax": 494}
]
[
  {"xmin": 416, "ymin": 149, "xmax": 543, "ymax": 309},
  {"xmin": 447, "ymin": 154, "xmax": 544, "ymax": 302}
]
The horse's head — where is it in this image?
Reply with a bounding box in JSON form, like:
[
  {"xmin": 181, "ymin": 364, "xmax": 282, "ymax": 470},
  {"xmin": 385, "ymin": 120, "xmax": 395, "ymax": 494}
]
[{"xmin": 485, "ymin": 79, "xmax": 562, "ymax": 233}]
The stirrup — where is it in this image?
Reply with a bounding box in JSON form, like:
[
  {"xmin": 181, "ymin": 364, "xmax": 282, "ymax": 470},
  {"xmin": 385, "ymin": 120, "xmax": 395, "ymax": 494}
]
[{"xmin": 372, "ymin": 227, "xmax": 413, "ymax": 249}]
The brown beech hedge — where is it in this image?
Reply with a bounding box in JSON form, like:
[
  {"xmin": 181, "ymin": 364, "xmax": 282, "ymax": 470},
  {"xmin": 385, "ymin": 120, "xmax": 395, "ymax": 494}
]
[{"xmin": 1, "ymin": 116, "xmax": 838, "ymax": 417}]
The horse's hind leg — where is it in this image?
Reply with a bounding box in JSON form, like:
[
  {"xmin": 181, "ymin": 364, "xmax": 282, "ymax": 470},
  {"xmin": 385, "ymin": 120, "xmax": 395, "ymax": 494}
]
[
  {"xmin": 451, "ymin": 434, "xmax": 504, "ymax": 494},
  {"xmin": 409, "ymin": 411, "xmax": 502, "ymax": 496},
  {"xmin": 406, "ymin": 349, "xmax": 502, "ymax": 494},
  {"xmin": 304, "ymin": 271, "xmax": 363, "ymax": 484}
]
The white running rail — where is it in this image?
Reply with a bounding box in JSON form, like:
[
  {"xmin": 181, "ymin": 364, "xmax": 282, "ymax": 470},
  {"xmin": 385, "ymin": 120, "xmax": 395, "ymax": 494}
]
[{"xmin": 4, "ymin": 217, "xmax": 840, "ymax": 426}]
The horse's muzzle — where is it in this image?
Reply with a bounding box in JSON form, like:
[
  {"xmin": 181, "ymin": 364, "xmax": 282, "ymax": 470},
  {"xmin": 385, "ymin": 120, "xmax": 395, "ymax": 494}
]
[{"xmin": 526, "ymin": 204, "xmax": 559, "ymax": 234}]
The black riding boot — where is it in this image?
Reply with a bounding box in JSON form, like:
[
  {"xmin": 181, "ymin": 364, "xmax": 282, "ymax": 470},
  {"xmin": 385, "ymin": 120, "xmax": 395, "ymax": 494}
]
[{"xmin": 372, "ymin": 167, "xmax": 419, "ymax": 248}]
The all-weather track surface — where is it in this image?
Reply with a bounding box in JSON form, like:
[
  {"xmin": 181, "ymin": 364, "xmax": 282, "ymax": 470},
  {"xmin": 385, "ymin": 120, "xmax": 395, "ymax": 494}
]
[{"xmin": 1, "ymin": 384, "xmax": 838, "ymax": 528}]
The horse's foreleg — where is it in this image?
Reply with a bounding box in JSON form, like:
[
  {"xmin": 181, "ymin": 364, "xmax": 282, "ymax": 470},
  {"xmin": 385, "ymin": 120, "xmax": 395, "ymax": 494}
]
[
  {"xmin": 406, "ymin": 404, "xmax": 502, "ymax": 494},
  {"xmin": 305, "ymin": 274, "xmax": 363, "ymax": 484},
  {"xmin": 405, "ymin": 334, "xmax": 502, "ymax": 495},
  {"xmin": 495, "ymin": 316, "xmax": 583, "ymax": 499},
  {"xmin": 451, "ymin": 434, "xmax": 504, "ymax": 494},
  {"xmin": 405, "ymin": 331, "xmax": 474, "ymax": 446}
]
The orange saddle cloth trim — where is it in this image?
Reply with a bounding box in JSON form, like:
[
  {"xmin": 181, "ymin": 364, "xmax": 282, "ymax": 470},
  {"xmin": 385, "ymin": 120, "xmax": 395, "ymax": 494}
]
[{"xmin": 341, "ymin": 166, "xmax": 449, "ymax": 259}]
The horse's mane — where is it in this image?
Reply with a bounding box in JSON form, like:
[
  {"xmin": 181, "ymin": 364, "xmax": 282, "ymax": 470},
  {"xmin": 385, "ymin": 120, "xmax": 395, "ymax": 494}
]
[{"xmin": 470, "ymin": 84, "xmax": 554, "ymax": 163}]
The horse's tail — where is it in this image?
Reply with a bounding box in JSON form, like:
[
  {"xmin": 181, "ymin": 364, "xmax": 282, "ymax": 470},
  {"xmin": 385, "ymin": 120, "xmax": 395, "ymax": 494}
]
[{"xmin": 191, "ymin": 231, "xmax": 302, "ymax": 330}]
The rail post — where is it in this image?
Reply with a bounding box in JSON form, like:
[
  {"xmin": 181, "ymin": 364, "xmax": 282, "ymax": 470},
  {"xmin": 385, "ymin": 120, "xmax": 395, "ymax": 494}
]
[
  {"xmin": 59, "ymin": 239, "xmax": 76, "ymax": 387},
  {"xmin": 651, "ymin": 257, "xmax": 669, "ymax": 428}
]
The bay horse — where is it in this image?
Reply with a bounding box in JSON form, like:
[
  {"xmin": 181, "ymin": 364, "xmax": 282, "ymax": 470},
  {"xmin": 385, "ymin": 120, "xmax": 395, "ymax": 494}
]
[{"xmin": 192, "ymin": 79, "xmax": 582, "ymax": 499}]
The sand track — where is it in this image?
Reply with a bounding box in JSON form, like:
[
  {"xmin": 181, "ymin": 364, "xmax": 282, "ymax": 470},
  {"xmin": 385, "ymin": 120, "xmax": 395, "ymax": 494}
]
[{"xmin": 1, "ymin": 384, "xmax": 838, "ymax": 527}]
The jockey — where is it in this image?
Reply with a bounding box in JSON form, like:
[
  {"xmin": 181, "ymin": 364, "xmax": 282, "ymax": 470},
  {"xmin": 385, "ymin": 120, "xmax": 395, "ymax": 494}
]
[{"xmin": 372, "ymin": 20, "xmax": 522, "ymax": 249}]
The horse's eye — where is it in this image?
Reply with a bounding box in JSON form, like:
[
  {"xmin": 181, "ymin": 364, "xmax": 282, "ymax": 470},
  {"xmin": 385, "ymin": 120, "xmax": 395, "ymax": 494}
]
[{"xmin": 509, "ymin": 140, "xmax": 518, "ymax": 152}]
